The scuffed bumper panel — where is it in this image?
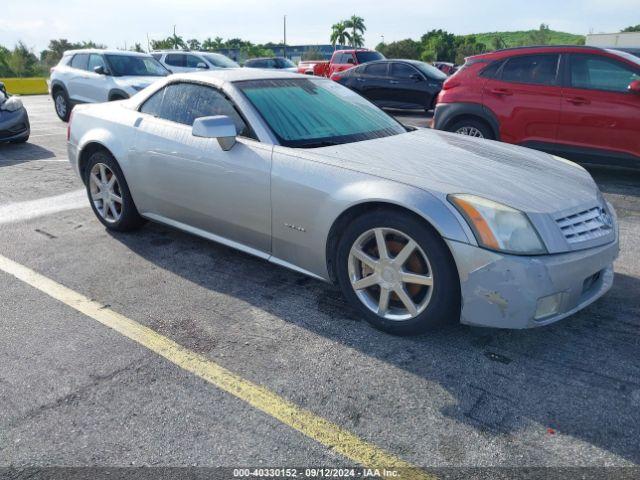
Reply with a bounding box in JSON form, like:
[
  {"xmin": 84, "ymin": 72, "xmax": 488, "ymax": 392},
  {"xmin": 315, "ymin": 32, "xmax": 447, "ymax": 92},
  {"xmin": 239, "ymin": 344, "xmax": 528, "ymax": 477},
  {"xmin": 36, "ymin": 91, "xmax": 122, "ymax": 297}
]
[{"xmin": 447, "ymin": 237, "xmax": 619, "ymax": 329}]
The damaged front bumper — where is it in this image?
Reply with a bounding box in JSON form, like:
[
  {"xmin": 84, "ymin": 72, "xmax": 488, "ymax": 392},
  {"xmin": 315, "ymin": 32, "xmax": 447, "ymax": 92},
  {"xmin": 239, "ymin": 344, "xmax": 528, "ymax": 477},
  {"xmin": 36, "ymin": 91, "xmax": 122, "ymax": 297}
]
[{"xmin": 447, "ymin": 237, "xmax": 619, "ymax": 329}]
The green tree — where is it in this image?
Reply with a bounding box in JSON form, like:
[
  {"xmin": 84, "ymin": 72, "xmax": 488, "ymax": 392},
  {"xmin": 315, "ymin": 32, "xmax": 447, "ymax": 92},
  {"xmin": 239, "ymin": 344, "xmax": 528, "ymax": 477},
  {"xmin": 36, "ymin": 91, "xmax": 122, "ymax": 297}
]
[
  {"xmin": 621, "ymin": 25, "xmax": 640, "ymax": 32},
  {"xmin": 0, "ymin": 46, "xmax": 13, "ymax": 76},
  {"xmin": 187, "ymin": 39, "xmax": 201, "ymax": 50},
  {"xmin": 454, "ymin": 36, "xmax": 486, "ymax": 64},
  {"xmin": 240, "ymin": 44, "xmax": 275, "ymax": 59},
  {"xmin": 528, "ymin": 23, "xmax": 551, "ymax": 45},
  {"xmin": 130, "ymin": 43, "xmax": 145, "ymax": 53},
  {"xmin": 344, "ymin": 16, "xmax": 366, "ymax": 48},
  {"xmin": 150, "ymin": 38, "xmax": 173, "ymax": 50},
  {"xmin": 491, "ymin": 35, "xmax": 507, "ymax": 51},
  {"xmin": 168, "ymin": 26, "xmax": 186, "ymax": 49},
  {"xmin": 7, "ymin": 42, "xmax": 40, "ymax": 77},
  {"xmin": 330, "ymin": 21, "xmax": 351, "ymax": 48},
  {"xmin": 420, "ymin": 29, "xmax": 457, "ymax": 62},
  {"xmin": 376, "ymin": 39, "xmax": 421, "ymax": 59},
  {"xmin": 202, "ymin": 37, "xmax": 224, "ymax": 51}
]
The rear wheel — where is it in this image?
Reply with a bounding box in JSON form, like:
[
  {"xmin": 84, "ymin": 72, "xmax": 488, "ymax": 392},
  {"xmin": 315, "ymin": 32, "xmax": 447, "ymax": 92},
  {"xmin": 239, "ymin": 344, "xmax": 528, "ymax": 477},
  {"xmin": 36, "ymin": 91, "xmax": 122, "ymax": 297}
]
[
  {"xmin": 84, "ymin": 150, "xmax": 146, "ymax": 232},
  {"xmin": 447, "ymin": 118, "xmax": 494, "ymax": 140},
  {"xmin": 53, "ymin": 89, "xmax": 71, "ymax": 121},
  {"xmin": 336, "ymin": 210, "xmax": 460, "ymax": 335}
]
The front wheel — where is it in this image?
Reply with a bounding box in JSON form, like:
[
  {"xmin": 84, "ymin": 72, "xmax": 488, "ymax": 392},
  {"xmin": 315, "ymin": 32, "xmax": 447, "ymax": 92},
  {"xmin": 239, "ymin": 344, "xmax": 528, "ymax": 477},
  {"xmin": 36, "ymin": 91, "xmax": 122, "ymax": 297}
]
[
  {"xmin": 336, "ymin": 210, "xmax": 461, "ymax": 335},
  {"xmin": 84, "ymin": 150, "xmax": 146, "ymax": 232},
  {"xmin": 53, "ymin": 89, "xmax": 71, "ymax": 122},
  {"xmin": 447, "ymin": 118, "xmax": 494, "ymax": 140}
]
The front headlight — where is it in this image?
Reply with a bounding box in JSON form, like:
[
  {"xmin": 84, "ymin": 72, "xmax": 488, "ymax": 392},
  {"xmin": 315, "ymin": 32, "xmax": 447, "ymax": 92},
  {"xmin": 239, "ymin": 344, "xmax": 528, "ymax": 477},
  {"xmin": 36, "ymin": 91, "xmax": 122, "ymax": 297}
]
[
  {"xmin": 0, "ymin": 96, "xmax": 24, "ymax": 112},
  {"xmin": 449, "ymin": 194, "xmax": 547, "ymax": 255}
]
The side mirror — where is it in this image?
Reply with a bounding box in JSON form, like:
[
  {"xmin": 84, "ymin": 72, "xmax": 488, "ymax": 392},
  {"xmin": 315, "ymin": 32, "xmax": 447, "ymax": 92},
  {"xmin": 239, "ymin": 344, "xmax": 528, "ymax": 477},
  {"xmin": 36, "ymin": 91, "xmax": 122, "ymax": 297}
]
[
  {"xmin": 94, "ymin": 65, "xmax": 107, "ymax": 75},
  {"xmin": 196, "ymin": 62, "xmax": 208, "ymax": 69},
  {"xmin": 629, "ymin": 80, "xmax": 640, "ymax": 94},
  {"xmin": 0, "ymin": 81, "xmax": 5, "ymax": 95},
  {"xmin": 347, "ymin": 58, "xmax": 355, "ymax": 65},
  {"xmin": 192, "ymin": 115, "xmax": 237, "ymax": 151}
]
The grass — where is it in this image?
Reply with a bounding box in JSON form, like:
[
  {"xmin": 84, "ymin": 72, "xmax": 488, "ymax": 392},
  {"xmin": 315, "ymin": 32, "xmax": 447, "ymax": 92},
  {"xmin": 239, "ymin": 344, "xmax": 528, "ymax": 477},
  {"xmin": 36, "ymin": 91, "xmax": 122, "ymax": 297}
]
[{"xmin": 470, "ymin": 30, "xmax": 585, "ymax": 48}]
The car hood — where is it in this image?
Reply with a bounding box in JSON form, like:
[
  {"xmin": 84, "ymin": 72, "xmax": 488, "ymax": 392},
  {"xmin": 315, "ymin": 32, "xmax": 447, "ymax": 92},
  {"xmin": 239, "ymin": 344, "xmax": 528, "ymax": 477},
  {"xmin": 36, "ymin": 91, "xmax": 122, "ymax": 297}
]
[
  {"xmin": 301, "ymin": 128, "xmax": 600, "ymax": 214},
  {"xmin": 114, "ymin": 76, "xmax": 165, "ymax": 90}
]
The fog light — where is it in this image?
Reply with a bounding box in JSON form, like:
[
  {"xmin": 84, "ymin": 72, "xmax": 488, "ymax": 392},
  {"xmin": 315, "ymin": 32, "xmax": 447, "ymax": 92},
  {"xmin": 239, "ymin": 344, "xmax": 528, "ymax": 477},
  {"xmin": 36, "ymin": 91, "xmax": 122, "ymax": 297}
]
[{"xmin": 535, "ymin": 293, "xmax": 563, "ymax": 320}]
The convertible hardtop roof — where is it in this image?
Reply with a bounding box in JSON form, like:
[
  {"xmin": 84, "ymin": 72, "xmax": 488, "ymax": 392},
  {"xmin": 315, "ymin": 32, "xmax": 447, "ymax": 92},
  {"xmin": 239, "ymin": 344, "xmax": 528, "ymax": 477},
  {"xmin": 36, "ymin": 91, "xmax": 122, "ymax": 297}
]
[{"xmin": 170, "ymin": 68, "xmax": 307, "ymax": 86}]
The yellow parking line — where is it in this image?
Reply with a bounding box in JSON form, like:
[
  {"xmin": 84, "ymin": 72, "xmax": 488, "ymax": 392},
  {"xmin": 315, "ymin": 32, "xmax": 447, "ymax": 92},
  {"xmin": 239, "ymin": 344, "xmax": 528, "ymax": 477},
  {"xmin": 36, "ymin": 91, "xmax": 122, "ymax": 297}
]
[{"xmin": 0, "ymin": 254, "xmax": 433, "ymax": 479}]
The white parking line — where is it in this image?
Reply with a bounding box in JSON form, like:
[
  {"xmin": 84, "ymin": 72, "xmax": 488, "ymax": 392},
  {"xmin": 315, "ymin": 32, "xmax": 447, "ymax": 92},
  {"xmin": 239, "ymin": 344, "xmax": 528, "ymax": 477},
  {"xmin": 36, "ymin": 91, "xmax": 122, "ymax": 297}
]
[{"xmin": 0, "ymin": 189, "xmax": 87, "ymax": 225}]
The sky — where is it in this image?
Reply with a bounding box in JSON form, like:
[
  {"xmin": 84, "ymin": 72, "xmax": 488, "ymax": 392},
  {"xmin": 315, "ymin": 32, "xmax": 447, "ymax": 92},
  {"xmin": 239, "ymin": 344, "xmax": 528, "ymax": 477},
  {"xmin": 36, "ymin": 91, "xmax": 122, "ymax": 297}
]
[{"xmin": 1, "ymin": 0, "xmax": 638, "ymax": 53}]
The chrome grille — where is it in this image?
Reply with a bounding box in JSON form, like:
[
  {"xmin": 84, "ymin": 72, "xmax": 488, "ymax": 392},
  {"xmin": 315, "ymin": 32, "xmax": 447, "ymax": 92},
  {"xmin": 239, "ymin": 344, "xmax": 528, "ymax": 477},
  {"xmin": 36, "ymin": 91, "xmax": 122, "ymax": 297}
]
[{"xmin": 556, "ymin": 206, "xmax": 612, "ymax": 244}]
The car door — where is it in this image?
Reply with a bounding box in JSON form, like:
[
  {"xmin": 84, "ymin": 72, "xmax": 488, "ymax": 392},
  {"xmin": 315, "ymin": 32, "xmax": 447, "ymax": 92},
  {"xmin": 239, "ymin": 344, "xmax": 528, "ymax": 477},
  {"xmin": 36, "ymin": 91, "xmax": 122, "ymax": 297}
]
[
  {"xmin": 130, "ymin": 82, "xmax": 272, "ymax": 253},
  {"xmin": 66, "ymin": 54, "xmax": 90, "ymax": 103},
  {"xmin": 481, "ymin": 53, "xmax": 562, "ymax": 145},
  {"xmin": 360, "ymin": 62, "xmax": 390, "ymax": 106},
  {"xmin": 78, "ymin": 54, "xmax": 110, "ymax": 102},
  {"xmin": 185, "ymin": 54, "xmax": 208, "ymax": 71},
  {"xmin": 388, "ymin": 62, "xmax": 429, "ymax": 109},
  {"xmin": 558, "ymin": 53, "xmax": 640, "ymax": 162}
]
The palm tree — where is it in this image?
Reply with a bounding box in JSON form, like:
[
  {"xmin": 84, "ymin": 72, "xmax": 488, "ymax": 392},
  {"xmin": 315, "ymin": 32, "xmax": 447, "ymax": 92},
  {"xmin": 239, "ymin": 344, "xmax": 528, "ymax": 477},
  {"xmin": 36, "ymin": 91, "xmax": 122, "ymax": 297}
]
[
  {"xmin": 168, "ymin": 25, "xmax": 186, "ymax": 50},
  {"xmin": 330, "ymin": 22, "xmax": 351, "ymax": 49},
  {"xmin": 344, "ymin": 15, "xmax": 366, "ymax": 48}
]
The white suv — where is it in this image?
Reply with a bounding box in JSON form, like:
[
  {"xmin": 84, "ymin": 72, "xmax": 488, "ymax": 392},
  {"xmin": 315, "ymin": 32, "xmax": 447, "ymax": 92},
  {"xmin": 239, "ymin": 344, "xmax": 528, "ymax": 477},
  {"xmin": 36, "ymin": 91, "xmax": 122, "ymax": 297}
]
[
  {"xmin": 49, "ymin": 49, "xmax": 170, "ymax": 121},
  {"xmin": 152, "ymin": 51, "xmax": 239, "ymax": 73}
]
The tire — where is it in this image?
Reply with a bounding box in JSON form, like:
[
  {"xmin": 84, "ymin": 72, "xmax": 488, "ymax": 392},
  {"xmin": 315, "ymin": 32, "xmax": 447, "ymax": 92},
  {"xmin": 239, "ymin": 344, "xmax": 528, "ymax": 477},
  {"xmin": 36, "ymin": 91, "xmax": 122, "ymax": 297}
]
[
  {"xmin": 83, "ymin": 150, "xmax": 146, "ymax": 232},
  {"xmin": 335, "ymin": 210, "xmax": 460, "ymax": 336},
  {"xmin": 53, "ymin": 88, "xmax": 71, "ymax": 122},
  {"xmin": 447, "ymin": 118, "xmax": 494, "ymax": 140}
]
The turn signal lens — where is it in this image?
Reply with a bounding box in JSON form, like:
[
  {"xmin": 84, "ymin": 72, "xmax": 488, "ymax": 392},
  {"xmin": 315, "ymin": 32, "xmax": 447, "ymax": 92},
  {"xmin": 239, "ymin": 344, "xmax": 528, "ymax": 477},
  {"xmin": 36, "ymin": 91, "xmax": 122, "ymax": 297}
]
[{"xmin": 449, "ymin": 194, "xmax": 547, "ymax": 255}]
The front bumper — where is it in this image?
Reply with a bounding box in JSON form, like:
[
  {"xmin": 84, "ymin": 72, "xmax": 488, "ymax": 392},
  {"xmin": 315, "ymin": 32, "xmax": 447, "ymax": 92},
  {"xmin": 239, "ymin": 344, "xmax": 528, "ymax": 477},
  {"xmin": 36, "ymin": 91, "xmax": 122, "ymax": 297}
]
[
  {"xmin": 447, "ymin": 237, "xmax": 619, "ymax": 329},
  {"xmin": 0, "ymin": 107, "xmax": 30, "ymax": 142}
]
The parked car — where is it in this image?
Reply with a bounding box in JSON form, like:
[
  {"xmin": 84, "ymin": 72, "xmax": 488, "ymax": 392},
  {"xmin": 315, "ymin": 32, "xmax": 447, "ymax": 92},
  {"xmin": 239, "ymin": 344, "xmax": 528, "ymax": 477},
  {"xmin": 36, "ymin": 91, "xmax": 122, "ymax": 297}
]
[
  {"xmin": 0, "ymin": 82, "xmax": 30, "ymax": 143},
  {"xmin": 67, "ymin": 69, "xmax": 618, "ymax": 335},
  {"xmin": 152, "ymin": 51, "xmax": 239, "ymax": 72},
  {"xmin": 298, "ymin": 49, "xmax": 385, "ymax": 78},
  {"xmin": 49, "ymin": 49, "xmax": 170, "ymax": 121},
  {"xmin": 433, "ymin": 62, "xmax": 457, "ymax": 75},
  {"xmin": 244, "ymin": 57, "xmax": 297, "ymax": 72},
  {"xmin": 434, "ymin": 45, "xmax": 640, "ymax": 167},
  {"xmin": 332, "ymin": 59, "xmax": 447, "ymax": 112}
]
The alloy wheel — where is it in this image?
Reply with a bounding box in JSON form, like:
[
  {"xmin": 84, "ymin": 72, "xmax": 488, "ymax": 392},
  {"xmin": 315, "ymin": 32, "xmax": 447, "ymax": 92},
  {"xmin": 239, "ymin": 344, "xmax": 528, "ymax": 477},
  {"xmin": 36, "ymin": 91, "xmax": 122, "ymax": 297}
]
[
  {"xmin": 89, "ymin": 163, "xmax": 123, "ymax": 223},
  {"xmin": 455, "ymin": 126, "xmax": 484, "ymax": 138},
  {"xmin": 55, "ymin": 94, "xmax": 67, "ymax": 119},
  {"xmin": 348, "ymin": 228, "xmax": 434, "ymax": 321}
]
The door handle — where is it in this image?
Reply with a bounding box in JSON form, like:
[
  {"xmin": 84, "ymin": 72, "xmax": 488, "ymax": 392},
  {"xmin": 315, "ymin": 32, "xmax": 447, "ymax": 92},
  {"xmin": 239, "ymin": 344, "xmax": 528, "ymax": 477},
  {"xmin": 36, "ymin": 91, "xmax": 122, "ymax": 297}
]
[
  {"xmin": 389, "ymin": 80, "xmax": 399, "ymax": 84},
  {"xmin": 566, "ymin": 96, "xmax": 590, "ymax": 105},
  {"xmin": 356, "ymin": 78, "xmax": 365, "ymax": 82},
  {"xmin": 490, "ymin": 88, "xmax": 513, "ymax": 96}
]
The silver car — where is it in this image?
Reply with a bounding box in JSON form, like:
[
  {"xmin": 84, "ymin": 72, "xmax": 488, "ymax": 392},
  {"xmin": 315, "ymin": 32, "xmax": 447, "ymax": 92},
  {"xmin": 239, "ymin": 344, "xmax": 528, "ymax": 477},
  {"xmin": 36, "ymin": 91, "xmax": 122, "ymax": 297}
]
[{"xmin": 67, "ymin": 70, "xmax": 619, "ymax": 335}]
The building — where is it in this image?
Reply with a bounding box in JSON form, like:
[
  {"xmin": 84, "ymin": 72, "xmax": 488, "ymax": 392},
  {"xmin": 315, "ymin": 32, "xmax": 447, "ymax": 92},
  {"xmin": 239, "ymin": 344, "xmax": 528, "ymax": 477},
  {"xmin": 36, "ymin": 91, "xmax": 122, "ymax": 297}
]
[
  {"xmin": 586, "ymin": 32, "xmax": 640, "ymax": 48},
  {"xmin": 215, "ymin": 44, "xmax": 348, "ymax": 64}
]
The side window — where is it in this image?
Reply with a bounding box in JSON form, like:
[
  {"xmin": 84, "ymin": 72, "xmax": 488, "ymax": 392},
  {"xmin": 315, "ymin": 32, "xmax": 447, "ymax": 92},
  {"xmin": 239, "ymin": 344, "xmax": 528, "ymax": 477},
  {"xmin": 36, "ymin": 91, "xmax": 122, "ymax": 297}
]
[
  {"xmin": 391, "ymin": 63, "xmax": 418, "ymax": 79},
  {"xmin": 345, "ymin": 54, "xmax": 356, "ymax": 65},
  {"xmin": 150, "ymin": 83, "xmax": 252, "ymax": 138},
  {"xmin": 264, "ymin": 59, "xmax": 277, "ymax": 68},
  {"xmin": 151, "ymin": 53, "xmax": 162, "ymax": 60},
  {"xmin": 569, "ymin": 54, "xmax": 640, "ymax": 93},
  {"xmin": 365, "ymin": 63, "xmax": 388, "ymax": 76},
  {"xmin": 501, "ymin": 54, "xmax": 559, "ymax": 85},
  {"xmin": 87, "ymin": 54, "xmax": 105, "ymax": 72},
  {"xmin": 479, "ymin": 60, "xmax": 503, "ymax": 78},
  {"xmin": 70, "ymin": 54, "xmax": 89, "ymax": 70},
  {"xmin": 165, "ymin": 54, "xmax": 186, "ymax": 67},
  {"xmin": 186, "ymin": 55, "xmax": 206, "ymax": 68},
  {"xmin": 140, "ymin": 88, "xmax": 165, "ymax": 117}
]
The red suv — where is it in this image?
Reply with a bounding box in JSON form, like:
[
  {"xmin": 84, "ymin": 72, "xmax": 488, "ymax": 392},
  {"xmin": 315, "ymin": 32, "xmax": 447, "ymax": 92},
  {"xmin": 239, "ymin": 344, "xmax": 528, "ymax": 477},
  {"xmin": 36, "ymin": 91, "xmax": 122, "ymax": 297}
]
[{"xmin": 434, "ymin": 46, "xmax": 640, "ymax": 167}]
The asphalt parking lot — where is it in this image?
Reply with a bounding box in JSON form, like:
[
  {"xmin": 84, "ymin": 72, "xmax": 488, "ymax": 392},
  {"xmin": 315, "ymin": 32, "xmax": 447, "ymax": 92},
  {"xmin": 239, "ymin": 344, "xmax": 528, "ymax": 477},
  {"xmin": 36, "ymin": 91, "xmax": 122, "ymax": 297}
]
[{"xmin": 1, "ymin": 95, "xmax": 639, "ymax": 473}]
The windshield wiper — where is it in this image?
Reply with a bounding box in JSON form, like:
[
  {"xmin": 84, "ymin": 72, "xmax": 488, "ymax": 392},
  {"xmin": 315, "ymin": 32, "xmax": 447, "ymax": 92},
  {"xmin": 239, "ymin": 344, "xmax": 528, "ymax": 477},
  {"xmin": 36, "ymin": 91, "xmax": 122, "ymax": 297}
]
[{"xmin": 299, "ymin": 140, "xmax": 341, "ymax": 148}]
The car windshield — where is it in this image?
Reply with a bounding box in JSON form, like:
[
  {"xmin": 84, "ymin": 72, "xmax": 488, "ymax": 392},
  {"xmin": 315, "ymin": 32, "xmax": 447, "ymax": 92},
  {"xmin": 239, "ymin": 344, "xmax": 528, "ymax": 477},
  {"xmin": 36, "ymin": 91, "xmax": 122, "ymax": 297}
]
[
  {"xmin": 413, "ymin": 62, "xmax": 447, "ymax": 80},
  {"xmin": 204, "ymin": 54, "xmax": 239, "ymax": 68},
  {"xmin": 355, "ymin": 51, "xmax": 385, "ymax": 63},
  {"xmin": 236, "ymin": 78, "xmax": 406, "ymax": 148},
  {"xmin": 105, "ymin": 55, "xmax": 169, "ymax": 77},
  {"xmin": 277, "ymin": 58, "xmax": 296, "ymax": 68}
]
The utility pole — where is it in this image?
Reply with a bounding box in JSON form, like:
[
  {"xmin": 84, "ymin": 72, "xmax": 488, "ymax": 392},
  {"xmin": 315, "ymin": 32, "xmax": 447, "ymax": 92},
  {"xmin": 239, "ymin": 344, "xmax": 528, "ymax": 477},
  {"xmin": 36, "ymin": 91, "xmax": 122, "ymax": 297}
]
[{"xmin": 283, "ymin": 15, "xmax": 287, "ymax": 59}]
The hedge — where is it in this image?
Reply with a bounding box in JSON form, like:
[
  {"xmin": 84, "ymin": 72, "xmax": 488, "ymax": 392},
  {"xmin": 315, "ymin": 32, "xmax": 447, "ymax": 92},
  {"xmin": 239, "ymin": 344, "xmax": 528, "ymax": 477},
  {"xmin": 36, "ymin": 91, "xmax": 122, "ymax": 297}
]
[{"xmin": 0, "ymin": 77, "xmax": 49, "ymax": 95}]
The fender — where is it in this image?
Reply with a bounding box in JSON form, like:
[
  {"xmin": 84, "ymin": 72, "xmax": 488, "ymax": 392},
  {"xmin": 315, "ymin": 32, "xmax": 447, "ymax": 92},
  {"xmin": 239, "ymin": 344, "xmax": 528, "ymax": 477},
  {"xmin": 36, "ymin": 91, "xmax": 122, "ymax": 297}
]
[{"xmin": 433, "ymin": 102, "xmax": 501, "ymax": 140}]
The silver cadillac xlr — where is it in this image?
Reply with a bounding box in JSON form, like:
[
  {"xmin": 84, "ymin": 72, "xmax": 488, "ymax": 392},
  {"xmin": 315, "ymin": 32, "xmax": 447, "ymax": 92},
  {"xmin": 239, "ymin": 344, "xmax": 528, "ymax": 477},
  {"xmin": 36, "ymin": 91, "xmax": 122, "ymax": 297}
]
[{"xmin": 67, "ymin": 69, "xmax": 619, "ymax": 335}]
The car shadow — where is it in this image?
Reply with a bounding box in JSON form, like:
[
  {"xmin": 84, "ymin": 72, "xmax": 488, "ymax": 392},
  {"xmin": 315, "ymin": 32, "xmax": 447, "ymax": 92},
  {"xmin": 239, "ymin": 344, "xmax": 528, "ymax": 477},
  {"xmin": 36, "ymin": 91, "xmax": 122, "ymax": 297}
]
[
  {"xmin": 108, "ymin": 224, "xmax": 640, "ymax": 464},
  {"xmin": 0, "ymin": 143, "xmax": 57, "ymax": 167},
  {"xmin": 587, "ymin": 165, "xmax": 640, "ymax": 196}
]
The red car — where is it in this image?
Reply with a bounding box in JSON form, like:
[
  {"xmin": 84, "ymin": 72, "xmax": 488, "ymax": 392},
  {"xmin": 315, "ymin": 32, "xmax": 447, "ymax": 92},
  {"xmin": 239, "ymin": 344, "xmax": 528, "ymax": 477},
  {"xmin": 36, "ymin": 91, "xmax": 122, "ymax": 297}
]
[
  {"xmin": 297, "ymin": 49, "xmax": 384, "ymax": 78},
  {"xmin": 434, "ymin": 46, "xmax": 640, "ymax": 167}
]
